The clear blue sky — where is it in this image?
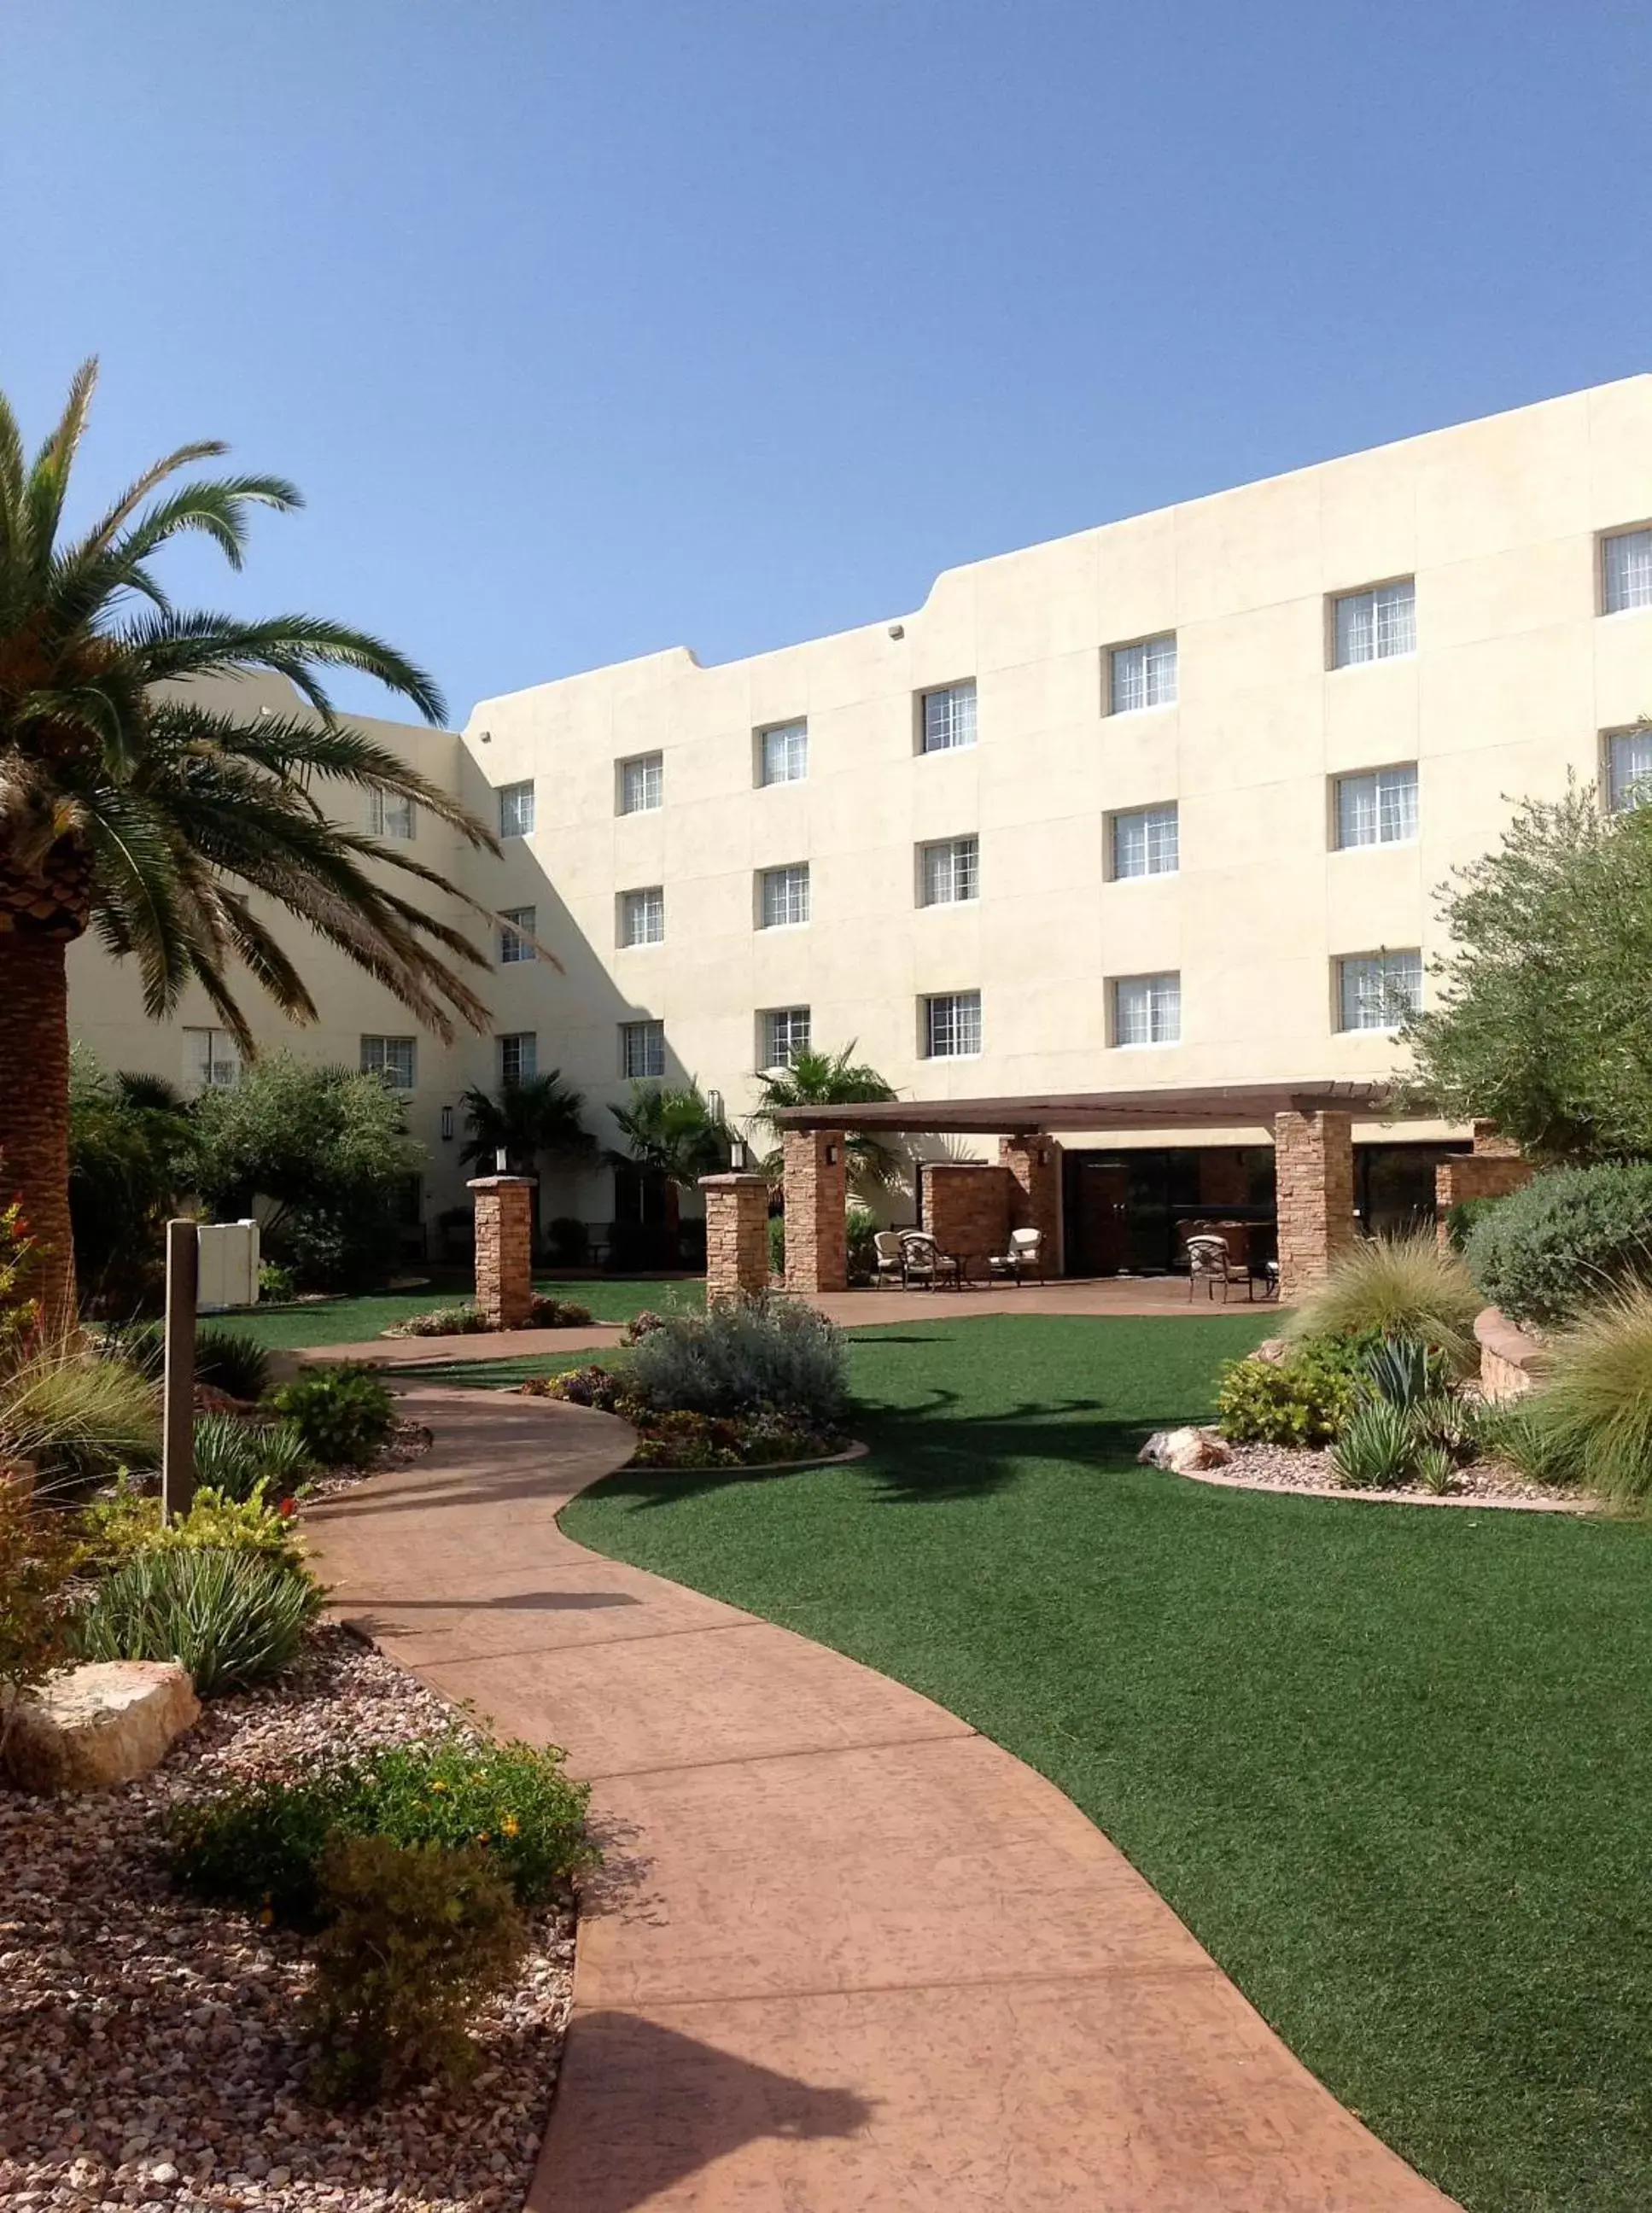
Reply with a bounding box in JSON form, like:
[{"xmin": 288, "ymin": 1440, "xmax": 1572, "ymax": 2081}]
[{"xmin": 6, "ymin": 2, "xmax": 1650, "ymax": 725}]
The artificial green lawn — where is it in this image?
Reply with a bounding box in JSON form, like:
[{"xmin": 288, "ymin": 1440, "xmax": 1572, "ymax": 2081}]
[
  {"xmin": 231, "ymin": 1276, "xmax": 702, "ymax": 1349},
  {"xmin": 560, "ymin": 1313, "xmax": 1652, "ymax": 2213}
]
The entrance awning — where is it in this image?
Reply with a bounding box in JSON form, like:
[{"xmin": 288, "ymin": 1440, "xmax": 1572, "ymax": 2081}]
[{"xmin": 768, "ymin": 1080, "xmax": 1401, "ymax": 1136}]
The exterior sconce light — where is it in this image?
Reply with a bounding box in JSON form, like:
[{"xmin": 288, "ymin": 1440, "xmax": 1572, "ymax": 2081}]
[
  {"xmin": 494, "ymin": 1146, "xmax": 509, "ymax": 1173},
  {"xmin": 441, "ymin": 1106, "xmax": 454, "ymax": 1141},
  {"xmin": 826, "ymin": 1142, "xmax": 840, "ymax": 1166},
  {"xmin": 729, "ymin": 1134, "xmax": 747, "ymax": 1170}
]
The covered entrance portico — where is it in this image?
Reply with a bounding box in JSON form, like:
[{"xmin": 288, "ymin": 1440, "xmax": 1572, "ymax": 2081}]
[{"xmin": 704, "ymin": 1082, "xmax": 1447, "ymax": 1307}]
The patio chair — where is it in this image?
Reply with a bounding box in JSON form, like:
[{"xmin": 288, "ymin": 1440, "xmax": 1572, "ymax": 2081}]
[
  {"xmin": 1186, "ymin": 1234, "xmax": 1232, "ymax": 1301},
  {"xmin": 987, "ymin": 1227, "xmax": 1043, "ymax": 1285},
  {"xmin": 899, "ymin": 1230, "xmax": 960, "ymax": 1290},
  {"xmin": 873, "ymin": 1230, "xmax": 907, "ymax": 1288}
]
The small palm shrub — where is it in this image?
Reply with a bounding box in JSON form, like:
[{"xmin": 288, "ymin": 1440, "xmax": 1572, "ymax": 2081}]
[
  {"xmin": 622, "ymin": 1295, "xmax": 847, "ymax": 1426},
  {"xmin": 76, "ymin": 1547, "xmax": 318, "ymax": 1693},
  {"xmin": 1216, "ymin": 1344, "xmax": 1362, "ymax": 1447},
  {"xmin": 1464, "ymin": 1163, "xmax": 1652, "ymax": 1327},
  {"xmin": 269, "ymin": 1362, "xmax": 396, "ymax": 1467},
  {"xmin": 1328, "ymin": 1398, "xmax": 1423, "ymax": 1489},
  {"xmin": 1, "ymin": 1340, "xmax": 161, "ymax": 1495},
  {"xmin": 1517, "ymin": 1287, "xmax": 1652, "ymax": 1506},
  {"xmin": 168, "ymin": 1733, "xmax": 594, "ymax": 1926},
  {"xmin": 1285, "ymin": 1235, "xmax": 1481, "ymax": 1375},
  {"xmin": 192, "ymin": 1412, "xmax": 312, "ymax": 1502},
  {"xmin": 102, "ymin": 1320, "xmax": 271, "ymax": 1402},
  {"xmin": 302, "ymin": 1836, "xmax": 528, "ymax": 2105}
]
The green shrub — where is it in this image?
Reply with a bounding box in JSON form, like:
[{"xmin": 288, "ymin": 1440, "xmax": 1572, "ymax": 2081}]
[
  {"xmin": 168, "ymin": 1732, "xmax": 594, "ymax": 1925},
  {"xmin": 0, "ymin": 1481, "xmax": 77, "ymax": 1753},
  {"xmin": 1215, "ymin": 1346, "xmax": 1361, "ymax": 1447},
  {"xmin": 621, "ymin": 1294, "xmax": 847, "ymax": 1426},
  {"xmin": 79, "ymin": 1480, "xmax": 311, "ymax": 1574},
  {"xmin": 76, "ymin": 1545, "xmax": 318, "ymax": 1694},
  {"xmin": 192, "ymin": 1412, "xmax": 312, "ymax": 1502},
  {"xmin": 1360, "ymin": 1335, "xmax": 1435, "ymax": 1409},
  {"xmin": 528, "ymin": 1293, "xmax": 593, "ymax": 1327},
  {"xmin": 845, "ymin": 1205, "xmax": 879, "ymax": 1284},
  {"xmin": 1517, "ymin": 1286, "xmax": 1652, "ymax": 1506},
  {"xmin": 1, "ymin": 1341, "xmax": 160, "ymax": 1496},
  {"xmin": 1464, "ymin": 1162, "xmax": 1652, "ymax": 1327},
  {"xmin": 388, "ymin": 1304, "xmax": 491, "ymax": 1338},
  {"xmin": 1285, "ymin": 1235, "xmax": 1480, "ymax": 1375},
  {"xmin": 102, "ymin": 1320, "xmax": 271, "ymax": 1402},
  {"xmin": 1445, "ymin": 1194, "xmax": 1509, "ymax": 1253},
  {"xmin": 1328, "ymin": 1398, "xmax": 1423, "ymax": 1489},
  {"xmin": 768, "ymin": 1214, "xmax": 785, "ymax": 1278},
  {"xmin": 259, "ymin": 1260, "xmax": 297, "ymax": 1304},
  {"xmin": 1415, "ymin": 1443, "xmax": 1458, "ymax": 1495},
  {"xmin": 302, "ymin": 1835, "xmax": 528, "ymax": 2105},
  {"xmin": 269, "ymin": 1362, "xmax": 396, "ymax": 1467},
  {"xmin": 528, "ymin": 1363, "xmax": 622, "ymax": 1411},
  {"xmin": 1474, "ymin": 1397, "xmax": 1581, "ymax": 1488}
]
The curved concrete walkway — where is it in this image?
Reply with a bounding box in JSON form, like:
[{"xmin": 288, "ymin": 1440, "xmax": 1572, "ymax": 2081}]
[{"xmin": 303, "ymin": 1388, "xmax": 1456, "ymax": 2213}]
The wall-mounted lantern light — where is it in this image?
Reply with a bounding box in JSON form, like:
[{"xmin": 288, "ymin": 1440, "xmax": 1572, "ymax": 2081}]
[
  {"xmin": 495, "ymin": 1147, "xmax": 509, "ymax": 1174},
  {"xmin": 826, "ymin": 1142, "xmax": 840, "ymax": 1166},
  {"xmin": 441, "ymin": 1105, "xmax": 454, "ymax": 1142}
]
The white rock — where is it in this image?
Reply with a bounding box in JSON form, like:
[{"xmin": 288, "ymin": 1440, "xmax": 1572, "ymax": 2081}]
[
  {"xmin": 2, "ymin": 1662, "xmax": 201, "ymax": 1794},
  {"xmin": 1137, "ymin": 1425, "xmax": 1234, "ymax": 1475}
]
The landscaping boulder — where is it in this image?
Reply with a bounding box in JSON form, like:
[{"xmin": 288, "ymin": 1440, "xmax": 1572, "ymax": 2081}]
[
  {"xmin": 1252, "ymin": 1338, "xmax": 1291, "ymax": 1365},
  {"xmin": 3, "ymin": 1661, "xmax": 201, "ymax": 1794},
  {"xmin": 1137, "ymin": 1426, "xmax": 1234, "ymax": 1475}
]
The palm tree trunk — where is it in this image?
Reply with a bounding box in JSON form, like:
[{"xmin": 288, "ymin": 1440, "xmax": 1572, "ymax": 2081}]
[{"xmin": 0, "ymin": 927, "xmax": 76, "ymax": 1332}]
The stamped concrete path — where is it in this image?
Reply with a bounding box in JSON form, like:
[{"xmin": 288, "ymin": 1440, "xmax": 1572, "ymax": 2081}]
[{"xmin": 303, "ymin": 1387, "xmax": 1456, "ymax": 2213}]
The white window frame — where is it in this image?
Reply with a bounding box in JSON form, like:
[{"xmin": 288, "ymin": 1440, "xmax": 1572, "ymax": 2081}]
[
  {"xmin": 1602, "ymin": 528, "xmax": 1652, "ymax": 616},
  {"xmin": 499, "ymin": 906, "xmax": 536, "ymax": 965},
  {"xmin": 184, "ymin": 1026, "xmax": 242, "ymax": 1094},
  {"xmin": 1336, "ymin": 951, "xmax": 1423, "ymax": 1033},
  {"xmin": 619, "ymin": 886, "xmax": 665, "ymax": 947},
  {"xmin": 919, "ymin": 834, "xmax": 979, "ymax": 906},
  {"xmin": 1331, "ymin": 578, "xmax": 1416, "ymax": 668},
  {"xmin": 760, "ymin": 1006, "xmax": 812, "ymax": 1069},
  {"xmin": 1606, "ymin": 726, "xmax": 1652, "ymax": 812},
  {"xmin": 618, "ymin": 752, "xmax": 663, "ymax": 815},
  {"xmin": 919, "ymin": 681, "xmax": 978, "ymax": 754},
  {"xmin": 921, "ymin": 990, "xmax": 983, "ymax": 1060},
  {"xmin": 620, "ymin": 1019, "xmax": 666, "ymax": 1080},
  {"xmin": 1111, "ymin": 972, "xmax": 1181, "ymax": 1048},
  {"xmin": 368, "ymin": 790, "xmax": 416, "ymax": 841},
  {"xmin": 360, "ymin": 1035, "xmax": 417, "ymax": 1091},
  {"xmin": 1107, "ymin": 634, "xmax": 1178, "ymax": 715},
  {"xmin": 1333, "ymin": 764, "xmax": 1419, "ymax": 850},
  {"xmin": 498, "ymin": 1031, "xmax": 538, "ymax": 1084},
  {"xmin": 498, "ymin": 780, "xmax": 535, "ymax": 838},
  {"xmin": 758, "ymin": 720, "xmax": 808, "ymax": 785},
  {"xmin": 1110, "ymin": 804, "xmax": 1179, "ymax": 879},
  {"xmin": 758, "ymin": 862, "xmax": 810, "ymax": 929}
]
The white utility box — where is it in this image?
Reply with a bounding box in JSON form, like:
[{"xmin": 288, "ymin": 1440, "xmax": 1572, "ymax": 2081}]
[{"xmin": 196, "ymin": 1219, "xmax": 260, "ymax": 1311}]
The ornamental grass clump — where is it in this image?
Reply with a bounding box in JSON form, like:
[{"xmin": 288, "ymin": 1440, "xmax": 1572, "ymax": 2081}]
[
  {"xmin": 0, "ymin": 1338, "xmax": 161, "ymax": 1497},
  {"xmin": 1519, "ymin": 1286, "xmax": 1652, "ymax": 1508},
  {"xmin": 75, "ymin": 1546, "xmax": 319, "ymax": 1694},
  {"xmin": 1284, "ymin": 1235, "xmax": 1481, "ymax": 1376},
  {"xmin": 191, "ymin": 1412, "xmax": 312, "ymax": 1502}
]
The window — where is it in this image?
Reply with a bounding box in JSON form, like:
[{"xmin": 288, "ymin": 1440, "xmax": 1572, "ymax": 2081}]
[
  {"xmin": 360, "ymin": 1035, "xmax": 416, "ymax": 1090},
  {"xmin": 619, "ymin": 752, "xmax": 663, "ymax": 814},
  {"xmin": 620, "ymin": 886, "xmax": 665, "ymax": 946},
  {"xmin": 922, "ymin": 990, "xmax": 982, "ymax": 1059},
  {"xmin": 499, "ymin": 780, "xmax": 535, "ymax": 838},
  {"xmin": 1112, "ymin": 972, "xmax": 1181, "ymax": 1047},
  {"xmin": 761, "ymin": 1007, "xmax": 811, "ymax": 1068},
  {"xmin": 1602, "ymin": 528, "xmax": 1652, "ymax": 615},
  {"xmin": 759, "ymin": 862, "xmax": 810, "ymax": 928},
  {"xmin": 368, "ymin": 791, "xmax": 415, "ymax": 840},
  {"xmin": 919, "ymin": 834, "xmax": 979, "ymax": 905},
  {"xmin": 1111, "ymin": 804, "xmax": 1179, "ymax": 879},
  {"xmin": 498, "ymin": 1031, "xmax": 537, "ymax": 1084},
  {"xmin": 183, "ymin": 1026, "xmax": 241, "ymax": 1093},
  {"xmin": 499, "ymin": 906, "xmax": 536, "ymax": 964},
  {"xmin": 621, "ymin": 1019, "xmax": 665, "ymax": 1080},
  {"xmin": 919, "ymin": 681, "xmax": 977, "ymax": 753},
  {"xmin": 1334, "ymin": 764, "xmax": 1419, "ymax": 849},
  {"xmin": 1608, "ymin": 727, "xmax": 1652, "ymax": 811},
  {"xmin": 1109, "ymin": 634, "xmax": 1177, "ymax": 714},
  {"xmin": 1337, "ymin": 951, "xmax": 1423, "ymax": 1032},
  {"xmin": 759, "ymin": 720, "xmax": 808, "ymax": 785},
  {"xmin": 1332, "ymin": 579, "xmax": 1416, "ymax": 667}
]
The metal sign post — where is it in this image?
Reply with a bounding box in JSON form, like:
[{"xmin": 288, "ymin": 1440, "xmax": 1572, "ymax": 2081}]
[{"xmin": 161, "ymin": 1218, "xmax": 199, "ymax": 1524}]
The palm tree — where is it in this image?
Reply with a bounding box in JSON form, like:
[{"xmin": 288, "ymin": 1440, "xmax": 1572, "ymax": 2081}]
[
  {"xmin": 609, "ymin": 1083, "xmax": 732, "ymax": 1188},
  {"xmin": 750, "ymin": 1042, "xmax": 901, "ymax": 1189},
  {"xmin": 0, "ymin": 362, "xmax": 499, "ymax": 1326},
  {"xmin": 459, "ymin": 1073, "xmax": 594, "ymax": 1256}
]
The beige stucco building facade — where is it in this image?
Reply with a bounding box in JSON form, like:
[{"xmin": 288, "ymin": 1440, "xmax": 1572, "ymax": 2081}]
[{"xmin": 67, "ymin": 376, "xmax": 1652, "ymax": 1268}]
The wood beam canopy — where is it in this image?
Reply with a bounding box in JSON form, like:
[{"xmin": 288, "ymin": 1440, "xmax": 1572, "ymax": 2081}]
[{"xmin": 767, "ymin": 1081, "xmax": 1401, "ymax": 1137}]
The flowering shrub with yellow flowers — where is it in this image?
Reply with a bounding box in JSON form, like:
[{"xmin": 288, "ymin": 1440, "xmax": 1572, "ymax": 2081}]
[{"xmin": 166, "ymin": 1731, "xmax": 595, "ymax": 1929}]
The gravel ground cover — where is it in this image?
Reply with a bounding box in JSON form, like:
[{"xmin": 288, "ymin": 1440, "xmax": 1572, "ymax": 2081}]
[
  {"xmin": 1214, "ymin": 1438, "xmax": 1583, "ymax": 1509},
  {"xmin": 0, "ymin": 1631, "xmax": 575, "ymax": 2213}
]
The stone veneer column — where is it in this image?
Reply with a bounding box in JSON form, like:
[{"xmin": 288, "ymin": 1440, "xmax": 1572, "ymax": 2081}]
[
  {"xmin": 782, "ymin": 1129, "xmax": 848, "ymax": 1295},
  {"xmin": 919, "ymin": 1162, "xmax": 1012, "ymax": 1263},
  {"xmin": 1272, "ymin": 1111, "xmax": 1355, "ymax": 1305},
  {"xmin": 468, "ymin": 1176, "xmax": 535, "ymax": 1329},
  {"xmin": 999, "ymin": 1136, "xmax": 1062, "ymax": 1270},
  {"xmin": 1472, "ymin": 1119, "xmax": 1523, "ymax": 1158},
  {"xmin": 699, "ymin": 1173, "xmax": 772, "ymax": 1302}
]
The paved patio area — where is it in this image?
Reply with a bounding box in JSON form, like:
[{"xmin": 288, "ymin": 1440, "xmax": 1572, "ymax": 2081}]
[{"xmin": 302, "ymin": 1386, "xmax": 1451, "ymax": 2213}]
